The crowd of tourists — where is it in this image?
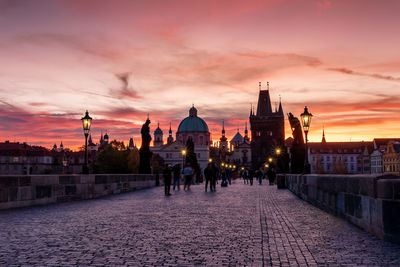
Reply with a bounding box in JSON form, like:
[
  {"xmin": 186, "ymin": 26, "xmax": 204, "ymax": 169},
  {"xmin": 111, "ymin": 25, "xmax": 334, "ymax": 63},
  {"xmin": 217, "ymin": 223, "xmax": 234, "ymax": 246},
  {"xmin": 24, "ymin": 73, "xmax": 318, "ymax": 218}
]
[{"xmin": 162, "ymin": 162, "xmax": 277, "ymax": 196}]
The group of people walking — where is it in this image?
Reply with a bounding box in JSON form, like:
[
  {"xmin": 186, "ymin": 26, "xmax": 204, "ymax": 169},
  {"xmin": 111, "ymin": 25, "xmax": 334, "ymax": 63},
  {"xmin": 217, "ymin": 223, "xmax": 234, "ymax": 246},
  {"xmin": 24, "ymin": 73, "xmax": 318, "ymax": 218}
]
[
  {"xmin": 163, "ymin": 162, "xmax": 277, "ymax": 196},
  {"xmin": 162, "ymin": 163, "xmax": 200, "ymax": 196},
  {"xmin": 241, "ymin": 167, "xmax": 276, "ymax": 186}
]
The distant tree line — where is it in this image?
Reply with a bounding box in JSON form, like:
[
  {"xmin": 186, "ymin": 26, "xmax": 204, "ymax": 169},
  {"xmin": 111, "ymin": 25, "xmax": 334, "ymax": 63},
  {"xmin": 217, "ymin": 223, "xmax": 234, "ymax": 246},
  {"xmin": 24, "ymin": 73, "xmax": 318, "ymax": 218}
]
[{"xmin": 92, "ymin": 140, "xmax": 140, "ymax": 174}]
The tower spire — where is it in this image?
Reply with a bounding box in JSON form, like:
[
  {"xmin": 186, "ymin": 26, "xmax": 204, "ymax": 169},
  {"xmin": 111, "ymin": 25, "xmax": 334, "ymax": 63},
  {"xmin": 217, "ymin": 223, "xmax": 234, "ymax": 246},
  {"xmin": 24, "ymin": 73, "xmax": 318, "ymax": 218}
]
[
  {"xmin": 322, "ymin": 126, "xmax": 326, "ymax": 144},
  {"xmin": 259, "ymin": 81, "xmax": 261, "ymax": 91},
  {"xmin": 256, "ymin": 82, "xmax": 272, "ymax": 116},
  {"xmin": 278, "ymin": 94, "xmax": 283, "ymax": 115},
  {"xmin": 222, "ymin": 120, "xmax": 225, "ymax": 136},
  {"xmin": 267, "ymin": 81, "xmax": 269, "ymax": 90}
]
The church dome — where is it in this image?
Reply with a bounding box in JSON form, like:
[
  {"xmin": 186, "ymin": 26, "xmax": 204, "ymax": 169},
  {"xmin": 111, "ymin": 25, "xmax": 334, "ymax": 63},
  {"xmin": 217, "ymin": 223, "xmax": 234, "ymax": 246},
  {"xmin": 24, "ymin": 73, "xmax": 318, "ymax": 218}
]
[
  {"xmin": 231, "ymin": 132, "xmax": 244, "ymax": 142},
  {"xmin": 177, "ymin": 106, "xmax": 209, "ymax": 133},
  {"xmin": 154, "ymin": 123, "xmax": 163, "ymax": 135}
]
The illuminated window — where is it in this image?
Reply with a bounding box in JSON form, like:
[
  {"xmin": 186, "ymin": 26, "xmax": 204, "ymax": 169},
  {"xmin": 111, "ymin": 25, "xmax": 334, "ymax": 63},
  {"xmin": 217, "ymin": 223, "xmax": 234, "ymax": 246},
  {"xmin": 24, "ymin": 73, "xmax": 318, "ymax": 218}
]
[{"xmin": 13, "ymin": 157, "xmax": 19, "ymax": 163}]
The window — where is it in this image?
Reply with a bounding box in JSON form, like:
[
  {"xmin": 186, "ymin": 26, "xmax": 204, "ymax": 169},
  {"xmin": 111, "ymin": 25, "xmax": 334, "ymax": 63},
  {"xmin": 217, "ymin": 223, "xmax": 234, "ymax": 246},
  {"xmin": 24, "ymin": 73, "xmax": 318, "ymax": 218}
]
[{"xmin": 13, "ymin": 157, "xmax": 19, "ymax": 163}]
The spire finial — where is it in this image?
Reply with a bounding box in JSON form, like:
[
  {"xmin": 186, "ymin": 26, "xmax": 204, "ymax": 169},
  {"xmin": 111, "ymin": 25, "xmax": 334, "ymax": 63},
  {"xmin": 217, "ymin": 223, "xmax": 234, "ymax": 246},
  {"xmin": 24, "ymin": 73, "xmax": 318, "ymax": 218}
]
[
  {"xmin": 259, "ymin": 81, "xmax": 261, "ymax": 91},
  {"xmin": 322, "ymin": 125, "xmax": 326, "ymax": 144},
  {"xmin": 147, "ymin": 113, "xmax": 149, "ymax": 120},
  {"xmin": 267, "ymin": 81, "xmax": 269, "ymax": 90}
]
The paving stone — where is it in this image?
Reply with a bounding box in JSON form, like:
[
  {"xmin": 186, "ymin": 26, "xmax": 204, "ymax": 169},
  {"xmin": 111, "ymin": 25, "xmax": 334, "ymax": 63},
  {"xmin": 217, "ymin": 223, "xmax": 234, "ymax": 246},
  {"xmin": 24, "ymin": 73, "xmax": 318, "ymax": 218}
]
[{"xmin": 0, "ymin": 181, "xmax": 399, "ymax": 266}]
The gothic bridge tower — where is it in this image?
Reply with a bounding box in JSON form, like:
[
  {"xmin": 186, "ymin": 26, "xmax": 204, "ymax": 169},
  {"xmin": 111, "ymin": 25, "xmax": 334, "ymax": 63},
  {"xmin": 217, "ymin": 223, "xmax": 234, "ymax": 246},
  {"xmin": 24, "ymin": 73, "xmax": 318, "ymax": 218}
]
[{"xmin": 249, "ymin": 82, "xmax": 284, "ymax": 168}]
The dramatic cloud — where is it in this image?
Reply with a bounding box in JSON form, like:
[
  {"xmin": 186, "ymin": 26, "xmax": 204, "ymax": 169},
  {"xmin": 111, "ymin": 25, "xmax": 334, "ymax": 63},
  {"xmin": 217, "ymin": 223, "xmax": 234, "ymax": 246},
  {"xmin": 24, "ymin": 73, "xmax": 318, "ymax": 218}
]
[
  {"xmin": 328, "ymin": 67, "xmax": 400, "ymax": 82},
  {"xmin": 111, "ymin": 73, "xmax": 142, "ymax": 99},
  {"xmin": 1, "ymin": 0, "xmax": 400, "ymax": 148}
]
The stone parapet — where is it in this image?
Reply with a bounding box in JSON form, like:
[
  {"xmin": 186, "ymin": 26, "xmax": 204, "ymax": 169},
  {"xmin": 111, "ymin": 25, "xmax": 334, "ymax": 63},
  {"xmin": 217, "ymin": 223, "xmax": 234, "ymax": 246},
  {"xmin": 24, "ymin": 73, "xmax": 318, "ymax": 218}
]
[
  {"xmin": 0, "ymin": 174, "xmax": 156, "ymax": 210},
  {"xmin": 283, "ymin": 174, "xmax": 400, "ymax": 244}
]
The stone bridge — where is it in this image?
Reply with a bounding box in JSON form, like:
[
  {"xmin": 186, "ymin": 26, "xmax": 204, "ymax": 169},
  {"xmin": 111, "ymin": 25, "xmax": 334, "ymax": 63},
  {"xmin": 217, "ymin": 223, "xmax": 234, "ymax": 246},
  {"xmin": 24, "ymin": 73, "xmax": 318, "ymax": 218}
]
[{"xmin": 1, "ymin": 176, "xmax": 400, "ymax": 266}]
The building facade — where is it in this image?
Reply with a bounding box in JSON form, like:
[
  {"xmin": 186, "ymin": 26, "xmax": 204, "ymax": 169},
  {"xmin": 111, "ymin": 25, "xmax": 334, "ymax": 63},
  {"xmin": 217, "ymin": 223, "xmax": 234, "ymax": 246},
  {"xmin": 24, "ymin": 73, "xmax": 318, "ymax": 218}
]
[
  {"xmin": 308, "ymin": 142, "xmax": 373, "ymax": 174},
  {"xmin": 382, "ymin": 142, "xmax": 400, "ymax": 175},
  {"xmin": 249, "ymin": 82, "xmax": 284, "ymax": 168},
  {"xmin": 151, "ymin": 106, "xmax": 210, "ymax": 171}
]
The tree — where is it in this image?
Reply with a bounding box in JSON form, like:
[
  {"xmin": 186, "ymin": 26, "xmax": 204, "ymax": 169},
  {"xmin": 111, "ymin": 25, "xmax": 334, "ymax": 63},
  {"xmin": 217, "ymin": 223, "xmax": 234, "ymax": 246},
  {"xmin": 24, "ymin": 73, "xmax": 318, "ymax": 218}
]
[
  {"xmin": 92, "ymin": 140, "xmax": 138, "ymax": 174},
  {"xmin": 127, "ymin": 147, "xmax": 140, "ymax": 173}
]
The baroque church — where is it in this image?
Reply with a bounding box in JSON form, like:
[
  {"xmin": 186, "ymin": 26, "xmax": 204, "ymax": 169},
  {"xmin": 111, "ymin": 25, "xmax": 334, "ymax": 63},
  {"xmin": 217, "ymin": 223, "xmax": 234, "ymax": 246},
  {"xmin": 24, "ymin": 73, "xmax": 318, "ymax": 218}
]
[
  {"xmin": 151, "ymin": 106, "xmax": 211, "ymax": 170},
  {"xmin": 250, "ymin": 82, "xmax": 284, "ymax": 168}
]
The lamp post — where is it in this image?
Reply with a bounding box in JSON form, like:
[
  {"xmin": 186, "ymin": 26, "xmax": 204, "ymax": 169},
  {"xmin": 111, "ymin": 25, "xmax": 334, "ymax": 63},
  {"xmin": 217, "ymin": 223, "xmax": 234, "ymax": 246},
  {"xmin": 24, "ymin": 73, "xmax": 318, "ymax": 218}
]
[
  {"xmin": 275, "ymin": 147, "xmax": 282, "ymax": 173},
  {"xmin": 300, "ymin": 106, "xmax": 313, "ymax": 174},
  {"xmin": 81, "ymin": 110, "xmax": 92, "ymax": 174},
  {"xmin": 181, "ymin": 149, "xmax": 186, "ymax": 167}
]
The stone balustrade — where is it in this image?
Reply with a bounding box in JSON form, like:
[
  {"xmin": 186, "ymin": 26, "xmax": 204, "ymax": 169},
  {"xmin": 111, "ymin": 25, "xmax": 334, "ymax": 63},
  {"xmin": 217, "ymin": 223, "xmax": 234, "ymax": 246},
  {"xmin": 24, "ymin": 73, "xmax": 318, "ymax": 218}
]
[
  {"xmin": 280, "ymin": 174, "xmax": 400, "ymax": 244},
  {"xmin": 0, "ymin": 174, "xmax": 155, "ymax": 210}
]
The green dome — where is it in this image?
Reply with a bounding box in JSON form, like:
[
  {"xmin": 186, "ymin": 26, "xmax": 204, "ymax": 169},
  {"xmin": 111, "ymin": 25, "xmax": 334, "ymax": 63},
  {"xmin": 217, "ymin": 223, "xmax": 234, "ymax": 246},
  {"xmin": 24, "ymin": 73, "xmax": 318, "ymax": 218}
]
[
  {"xmin": 177, "ymin": 106, "xmax": 209, "ymax": 133},
  {"xmin": 154, "ymin": 127, "xmax": 163, "ymax": 135},
  {"xmin": 177, "ymin": 117, "xmax": 209, "ymax": 133}
]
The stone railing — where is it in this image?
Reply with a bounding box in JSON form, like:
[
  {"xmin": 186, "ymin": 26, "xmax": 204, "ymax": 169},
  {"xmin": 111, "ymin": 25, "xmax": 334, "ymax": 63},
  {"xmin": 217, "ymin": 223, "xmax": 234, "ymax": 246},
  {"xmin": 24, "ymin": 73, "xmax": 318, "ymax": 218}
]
[
  {"xmin": 280, "ymin": 174, "xmax": 400, "ymax": 244},
  {"xmin": 0, "ymin": 174, "xmax": 156, "ymax": 210}
]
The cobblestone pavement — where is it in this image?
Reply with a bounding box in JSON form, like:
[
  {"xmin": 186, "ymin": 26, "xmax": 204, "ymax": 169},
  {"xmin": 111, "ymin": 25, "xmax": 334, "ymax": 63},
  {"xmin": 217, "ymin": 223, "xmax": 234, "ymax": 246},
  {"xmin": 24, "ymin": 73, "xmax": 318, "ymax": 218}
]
[{"xmin": 1, "ymin": 181, "xmax": 400, "ymax": 266}]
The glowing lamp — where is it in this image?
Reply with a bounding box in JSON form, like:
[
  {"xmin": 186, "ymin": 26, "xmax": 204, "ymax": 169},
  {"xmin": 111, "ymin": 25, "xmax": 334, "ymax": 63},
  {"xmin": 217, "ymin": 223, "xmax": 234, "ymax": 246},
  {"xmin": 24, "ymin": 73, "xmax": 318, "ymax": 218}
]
[
  {"xmin": 300, "ymin": 106, "xmax": 313, "ymax": 132},
  {"xmin": 81, "ymin": 110, "xmax": 92, "ymax": 134}
]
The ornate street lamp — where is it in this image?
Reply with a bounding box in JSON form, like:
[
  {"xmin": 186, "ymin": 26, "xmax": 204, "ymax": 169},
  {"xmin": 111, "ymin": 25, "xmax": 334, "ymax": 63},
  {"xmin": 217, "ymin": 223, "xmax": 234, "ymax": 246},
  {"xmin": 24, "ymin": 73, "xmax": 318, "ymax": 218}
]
[
  {"xmin": 81, "ymin": 110, "xmax": 92, "ymax": 174},
  {"xmin": 300, "ymin": 106, "xmax": 313, "ymax": 173},
  {"xmin": 275, "ymin": 147, "xmax": 282, "ymax": 173},
  {"xmin": 181, "ymin": 149, "xmax": 186, "ymax": 167},
  {"xmin": 208, "ymin": 158, "xmax": 213, "ymax": 163}
]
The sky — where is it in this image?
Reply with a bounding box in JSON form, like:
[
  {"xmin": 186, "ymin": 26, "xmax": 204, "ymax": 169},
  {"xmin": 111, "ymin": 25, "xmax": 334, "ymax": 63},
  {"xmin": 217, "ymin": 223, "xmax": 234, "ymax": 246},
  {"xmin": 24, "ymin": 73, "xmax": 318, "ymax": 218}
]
[{"xmin": 0, "ymin": 0, "xmax": 400, "ymax": 150}]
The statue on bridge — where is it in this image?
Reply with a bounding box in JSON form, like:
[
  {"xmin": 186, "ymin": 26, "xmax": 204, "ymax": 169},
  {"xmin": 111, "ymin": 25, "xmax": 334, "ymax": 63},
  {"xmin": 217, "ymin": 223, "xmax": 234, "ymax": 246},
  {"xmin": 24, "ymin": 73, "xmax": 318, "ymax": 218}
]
[
  {"xmin": 139, "ymin": 117, "xmax": 153, "ymax": 174},
  {"xmin": 288, "ymin": 113, "xmax": 305, "ymax": 174},
  {"xmin": 185, "ymin": 137, "xmax": 200, "ymax": 182}
]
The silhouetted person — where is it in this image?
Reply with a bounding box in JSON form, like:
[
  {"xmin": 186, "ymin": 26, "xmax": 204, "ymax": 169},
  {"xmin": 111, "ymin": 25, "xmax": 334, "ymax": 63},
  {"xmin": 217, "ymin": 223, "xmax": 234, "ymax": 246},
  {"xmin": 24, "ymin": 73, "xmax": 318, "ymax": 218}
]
[
  {"xmin": 211, "ymin": 163, "xmax": 218, "ymax": 191},
  {"xmin": 226, "ymin": 167, "xmax": 232, "ymax": 185},
  {"xmin": 267, "ymin": 168, "xmax": 276, "ymax": 185},
  {"xmin": 172, "ymin": 164, "xmax": 181, "ymax": 190},
  {"xmin": 204, "ymin": 163, "xmax": 213, "ymax": 192},
  {"xmin": 163, "ymin": 164, "xmax": 172, "ymax": 196},
  {"xmin": 220, "ymin": 169, "xmax": 228, "ymax": 187},
  {"xmin": 242, "ymin": 168, "xmax": 249, "ymax": 184},
  {"xmin": 183, "ymin": 164, "xmax": 193, "ymax": 190},
  {"xmin": 248, "ymin": 169, "xmax": 254, "ymax": 186},
  {"xmin": 255, "ymin": 169, "xmax": 263, "ymax": 185}
]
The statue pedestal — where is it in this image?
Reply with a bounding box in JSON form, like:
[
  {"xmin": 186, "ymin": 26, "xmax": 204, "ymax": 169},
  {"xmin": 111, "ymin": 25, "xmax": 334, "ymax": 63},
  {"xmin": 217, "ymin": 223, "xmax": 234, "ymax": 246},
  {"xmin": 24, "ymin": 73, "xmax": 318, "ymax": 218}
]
[{"xmin": 139, "ymin": 150, "xmax": 153, "ymax": 174}]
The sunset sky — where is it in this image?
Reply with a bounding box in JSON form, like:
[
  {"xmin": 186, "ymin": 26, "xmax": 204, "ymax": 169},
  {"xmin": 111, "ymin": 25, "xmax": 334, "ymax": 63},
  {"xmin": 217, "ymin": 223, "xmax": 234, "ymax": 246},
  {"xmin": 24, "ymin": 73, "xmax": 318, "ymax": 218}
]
[{"xmin": 1, "ymin": 0, "xmax": 400, "ymax": 150}]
